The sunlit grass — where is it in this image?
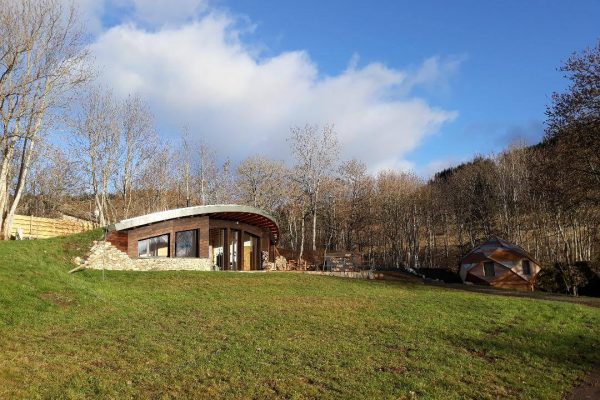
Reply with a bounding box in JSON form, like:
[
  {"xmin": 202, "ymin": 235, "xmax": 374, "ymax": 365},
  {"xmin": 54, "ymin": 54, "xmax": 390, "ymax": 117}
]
[{"xmin": 0, "ymin": 231, "xmax": 598, "ymax": 399}]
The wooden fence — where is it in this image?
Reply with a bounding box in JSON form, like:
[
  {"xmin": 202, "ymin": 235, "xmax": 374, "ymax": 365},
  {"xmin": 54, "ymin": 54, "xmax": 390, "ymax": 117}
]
[{"xmin": 10, "ymin": 215, "xmax": 97, "ymax": 239}]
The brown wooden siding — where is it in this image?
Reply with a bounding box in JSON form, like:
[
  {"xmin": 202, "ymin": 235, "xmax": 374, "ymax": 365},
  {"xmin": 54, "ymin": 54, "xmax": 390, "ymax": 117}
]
[
  {"xmin": 106, "ymin": 231, "xmax": 128, "ymax": 253},
  {"xmin": 123, "ymin": 216, "xmax": 273, "ymax": 261},
  {"xmin": 490, "ymin": 269, "xmax": 534, "ymax": 291},
  {"xmin": 465, "ymin": 260, "xmax": 533, "ymax": 291},
  {"xmin": 466, "ymin": 262, "xmax": 512, "ymax": 282},
  {"xmin": 126, "ymin": 216, "xmax": 209, "ymax": 258}
]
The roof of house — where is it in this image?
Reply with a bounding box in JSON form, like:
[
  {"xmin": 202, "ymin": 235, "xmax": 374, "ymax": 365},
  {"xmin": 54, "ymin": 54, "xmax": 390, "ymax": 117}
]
[
  {"xmin": 460, "ymin": 235, "xmax": 540, "ymax": 282},
  {"xmin": 108, "ymin": 204, "xmax": 279, "ymax": 242},
  {"xmin": 461, "ymin": 235, "xmax": 539, "ymax": 266}
]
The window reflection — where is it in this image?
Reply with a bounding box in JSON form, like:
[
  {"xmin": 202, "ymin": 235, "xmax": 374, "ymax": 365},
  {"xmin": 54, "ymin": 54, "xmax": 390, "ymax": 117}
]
[
  {"xmin": 229, "ymin": 230, "xmax": 239, "ymax": 270},
  {"xmin": 138, "ymin": 234, "xmax": 169, "ymax": 258},
  {"xmin": 209, "ymin": 228, "xmax": 225, "ymax": 270},
  {"xmin": 175, "ymin": 230, "xmax": 197, "ymax": 257}
]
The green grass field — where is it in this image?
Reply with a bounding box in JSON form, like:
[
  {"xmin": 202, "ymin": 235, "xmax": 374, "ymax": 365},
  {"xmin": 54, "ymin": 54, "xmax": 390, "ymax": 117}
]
[{"xmin": 0, "ymin": 230, "xmax": 599, "ymax": 399}]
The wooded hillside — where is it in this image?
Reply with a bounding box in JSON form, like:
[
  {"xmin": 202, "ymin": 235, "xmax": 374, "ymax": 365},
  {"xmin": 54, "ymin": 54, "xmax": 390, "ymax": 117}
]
[{"xmin": 1, "ymin": 1, "xmax": 597, "ymax": 295}]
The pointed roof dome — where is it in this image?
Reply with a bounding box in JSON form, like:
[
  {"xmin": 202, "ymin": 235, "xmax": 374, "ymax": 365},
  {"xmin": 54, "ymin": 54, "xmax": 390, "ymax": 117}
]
[{"xmin": 462, "ymin": 235, "xmax": 539, "ymax": 265}]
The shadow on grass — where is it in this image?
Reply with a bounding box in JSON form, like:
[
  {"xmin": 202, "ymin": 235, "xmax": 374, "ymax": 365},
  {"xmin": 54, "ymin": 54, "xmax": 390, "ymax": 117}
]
[{"xmin": 446, "ymin": 321, "xmax": 599, "ymax": 369}]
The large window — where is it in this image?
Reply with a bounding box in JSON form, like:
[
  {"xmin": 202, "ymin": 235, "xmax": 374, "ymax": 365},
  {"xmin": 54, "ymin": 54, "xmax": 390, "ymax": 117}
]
[
  {"xmin": 138, "ymin": 234, "xmax": 169, "ymax": 258},
  {"xmin": 243, "ymin": 232, "xmax": 259, "ymax": 270},
  {"xmin": 176, "ymin": 230, "xmax": 197, "ymax": 258},
  {"xmin": 522, "ymin": 260, "xmax": 531, "ymax": 275},
  {"xmin": 210, "ymin": 228, "xmax": 225, "ymax": 270},
  {"xmin": 483, "ymin": 261, "xmax": 495, "ymax": 277}
]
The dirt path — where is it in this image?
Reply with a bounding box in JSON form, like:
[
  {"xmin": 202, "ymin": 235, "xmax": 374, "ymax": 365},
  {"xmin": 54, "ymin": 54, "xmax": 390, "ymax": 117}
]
[
  {"xmin": 299, "ymin": 269, "xmax": 600, "ymax": 308},
  {"xmin": 424, "ymin": 281, "xmax": 600, "ymax": 308},
  {"xmin": 566, "ymin": 364, "xmax": 600, "ymax": 400}
]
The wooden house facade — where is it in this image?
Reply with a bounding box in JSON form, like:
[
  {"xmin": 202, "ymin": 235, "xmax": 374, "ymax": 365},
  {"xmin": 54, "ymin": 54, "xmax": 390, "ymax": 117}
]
[{"xmin": 106, "ymin": 205, "xmax": 279, "ymax": 271}]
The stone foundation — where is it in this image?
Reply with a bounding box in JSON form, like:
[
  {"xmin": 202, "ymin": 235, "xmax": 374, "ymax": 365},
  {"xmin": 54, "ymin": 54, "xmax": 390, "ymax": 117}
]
[{"xmin": 79, "ymin": 241, "xmax": 213, "ymax": 271}]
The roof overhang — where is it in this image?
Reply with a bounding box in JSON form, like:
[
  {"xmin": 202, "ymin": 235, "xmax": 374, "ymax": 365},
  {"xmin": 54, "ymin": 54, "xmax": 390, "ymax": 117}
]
[{"xmin": 108, "ymin": 204, "xmax": 279, "ymax": 242}]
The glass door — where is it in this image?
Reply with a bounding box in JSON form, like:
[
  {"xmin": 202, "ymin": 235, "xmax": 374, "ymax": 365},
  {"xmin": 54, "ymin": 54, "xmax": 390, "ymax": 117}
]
[
  {"xmin": 242, "ymin": 232, "xmax": 259, "ymax": 270},
  {"xmin": 209, "ymin": 228, "xmax": 225, "ymax": 270},
  {"xmin": 229, "ymin": 230, "xmax": 240, "ymax": 270}
]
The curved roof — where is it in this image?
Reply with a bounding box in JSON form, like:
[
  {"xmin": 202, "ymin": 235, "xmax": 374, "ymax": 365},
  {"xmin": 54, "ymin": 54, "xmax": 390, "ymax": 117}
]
[
  {"xmin": 461, "ymin": 235, "xmax": 538, "ymax": 264},
  {"xmin": 108, "ymin": 204, "xmax": 279, "ymax": 242},
  {"xmin": 460, "ymin": 235, "xmax": 539, "ymax": 281}
]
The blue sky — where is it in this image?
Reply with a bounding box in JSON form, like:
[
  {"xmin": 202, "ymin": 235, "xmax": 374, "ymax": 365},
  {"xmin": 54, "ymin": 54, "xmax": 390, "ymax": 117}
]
[
  {"xmin": 81, "ymin": 0, "xmax": 599, "ymax": 175},
  {"xmin": 218, "ymin": 0, "xmax": 599, "ymax": 170}
]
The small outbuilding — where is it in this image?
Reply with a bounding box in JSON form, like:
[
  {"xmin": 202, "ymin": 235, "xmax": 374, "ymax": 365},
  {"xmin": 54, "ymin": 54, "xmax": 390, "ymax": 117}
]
[{"xmin": 459, "ymin": 236, "xmax": 541, "ymax": 291}]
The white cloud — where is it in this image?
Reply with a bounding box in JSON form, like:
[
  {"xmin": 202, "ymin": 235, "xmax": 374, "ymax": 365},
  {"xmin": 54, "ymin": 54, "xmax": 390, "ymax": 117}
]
[
  {"xmin": 118, "ymin": 0, "xmax": 209, "ymax": 26},
  {"xmin": 71, "ymin": 0, "xmax": 209, "ymax": 31},
  {"xmin": 89, "ymin": 11, "xmax": 459, "ymax": 171},
  {"xmin": 404, "ymin": 55, "xmax": 465, "ymax": 95}
]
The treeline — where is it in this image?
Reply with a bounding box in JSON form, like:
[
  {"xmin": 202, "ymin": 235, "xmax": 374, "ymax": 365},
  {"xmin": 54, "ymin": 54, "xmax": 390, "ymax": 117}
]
[{"xmin": 2, "ymin": 2, "xmax": 598, "ymax": 294}]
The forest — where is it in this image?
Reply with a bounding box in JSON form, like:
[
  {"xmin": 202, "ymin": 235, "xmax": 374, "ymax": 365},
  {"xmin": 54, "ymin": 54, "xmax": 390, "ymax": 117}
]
[{"xmin": 1, "ymin": 2, "xmax": 598, "ymax": 295}]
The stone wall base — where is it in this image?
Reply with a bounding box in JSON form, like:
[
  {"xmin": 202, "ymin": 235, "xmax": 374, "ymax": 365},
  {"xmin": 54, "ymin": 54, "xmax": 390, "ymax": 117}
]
[{"xmin": 79, "ymin": 241, "xmax": 213, "ymax": 271}]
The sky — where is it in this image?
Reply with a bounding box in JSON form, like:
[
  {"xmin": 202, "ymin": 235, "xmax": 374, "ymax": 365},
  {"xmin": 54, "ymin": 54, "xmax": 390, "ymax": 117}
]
[{"xmin": 73, "ymin": 0, "xmax": 600, "ymax": 176}]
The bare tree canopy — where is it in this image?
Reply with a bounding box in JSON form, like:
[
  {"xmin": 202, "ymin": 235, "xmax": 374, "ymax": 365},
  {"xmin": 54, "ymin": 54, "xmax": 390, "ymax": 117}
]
[
  {"xmin": 289, "ymin": 124, "xmax": 338, "ymax": 255},
  {"xmin": 1, "ymin": 13, "xmax": 596, "ymax": 296},
  {"xmin": 0, "ymin": 0, "xmax": 89, "ymax": 237},
  {"xmin": 68, "ymin": 87, "xmax": 120, "ymax": 226},
  {"xmin": 236, "ymin": 155, "xmax": 286, "ymax": 212}
]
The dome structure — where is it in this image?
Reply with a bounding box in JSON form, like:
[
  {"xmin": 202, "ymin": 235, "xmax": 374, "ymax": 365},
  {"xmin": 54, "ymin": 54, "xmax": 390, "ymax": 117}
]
[{"xmin": 460, "ymin": 236, "xmax": 541, "ymax": 291}]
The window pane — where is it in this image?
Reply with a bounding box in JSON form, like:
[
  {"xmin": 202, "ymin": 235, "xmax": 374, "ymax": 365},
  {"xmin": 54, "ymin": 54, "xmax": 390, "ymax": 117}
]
[
  {"xmin": 243, "ymin": 232, "xmax": 258, "ymax": 270},
  {"xmin": 522, "ymin": 260, "xmax": 531, "ymax": 275},
  {"xmin": 176, "ymin": 230, "xmax": 197, "ymax": 257},
  {"xmin": 229, "ymin": 230, "xmax": 239, "ymax": 270},
  {"xmin": 484, "ymin": 261, "xmax": 495, "ymax": 277},
  {"xmin": 138, "ymin": 239, "xmax": 149, "ymax": 258},
  {"xmin": 210, "ymin": 229, "xmax": 225, "ymax": 269},
  {"xmin": 139, "ymin": 234, "xmax": 169, "ymax": 258},
  {"xmin": 149, "ymin": 234, "xmax": 169, "ymax": 257}
]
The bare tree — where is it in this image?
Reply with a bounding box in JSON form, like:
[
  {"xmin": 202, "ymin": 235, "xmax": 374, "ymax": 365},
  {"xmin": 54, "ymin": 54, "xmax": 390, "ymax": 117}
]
[
  {"xmin": 195, "ymin": 141, "xmax": 217, "ymax": 205},
  {"xmin": 375, "ymin": 170, "xmax": 423, "ymax": 268},
  {"xmin": 137, "ymin": 139, "xmax": 175, "ymax": 214},
  {"xmin": 213, "ymin": 158, "xmax": 236, "ymax": 204},
  {"xmin": 21, "ymin": 143, "xmax": 77, "ymax": 217},
  {"xmin": 338, "ymin": 159, "xmax": 372, "ymax": 251},
  {"xmin": 177, "ymin": 127, "xmax": 193, "ymax": 207},
  {"xmin": 236, "ymin": 155, "xmax": 286, "ymax": 212},
  {"xmin": 494, "ymin": 143, "xmax": 529, "ymax": 244},
  {"xmin": 69, "ymin": 87, "xmax": 120, "ymax": 226},
  {"xmin": 118, "ymin": 95, "xmax": 157, "ymax": 218},
  {"xmin": 0, "ymin": 0, "xmax": 89, "ymax": 237},
  {"xmin": 289, "ymin": 124, "xmax": 338, "ymax": 252}
]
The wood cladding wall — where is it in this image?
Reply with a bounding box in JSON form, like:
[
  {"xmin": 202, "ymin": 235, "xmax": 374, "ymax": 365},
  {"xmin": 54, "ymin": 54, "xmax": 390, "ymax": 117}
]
[
  {"xmin": 106, "ymin": 231, "xmax": 128, "ymax": 253},
  {"xmin": 121, "ymin": 217, "xmax": 273, "ymax": 261},
  {"xmin": 125, "ymin": 216, "xmax": 209, "ymax": 258}
]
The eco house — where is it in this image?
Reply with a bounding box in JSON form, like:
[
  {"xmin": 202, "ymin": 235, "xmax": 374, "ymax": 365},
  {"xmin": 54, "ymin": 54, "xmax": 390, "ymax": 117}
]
[{"xmin": 102, "ymin": 205, "xmax": 279, "ymax": 271}]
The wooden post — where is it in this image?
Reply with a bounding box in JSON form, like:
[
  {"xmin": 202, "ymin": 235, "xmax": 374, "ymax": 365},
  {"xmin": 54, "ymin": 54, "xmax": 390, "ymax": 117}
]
[
  {"xmin": 240, "ymin": 230, "xmax": 245, "ymax": 271},
  {"xmin": 257, "ymin": 237, "xmax": 261, "ymax": 270},
  {"xmin": 224, "ymin": 228, "xmax": 230, "ymax": 271}
]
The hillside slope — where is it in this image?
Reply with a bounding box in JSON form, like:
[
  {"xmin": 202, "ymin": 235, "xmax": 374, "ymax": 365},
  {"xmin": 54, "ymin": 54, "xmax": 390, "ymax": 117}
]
[{"xmin": 0, "ymin": 232, "xmax": 599, "ymax": 399}]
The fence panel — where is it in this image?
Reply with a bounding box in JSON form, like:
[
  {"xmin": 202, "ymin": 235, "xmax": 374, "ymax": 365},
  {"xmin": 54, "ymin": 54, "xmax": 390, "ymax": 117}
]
[{"xmin": 11, "ymin": 215, "xmax": 97, "ymax": 239}]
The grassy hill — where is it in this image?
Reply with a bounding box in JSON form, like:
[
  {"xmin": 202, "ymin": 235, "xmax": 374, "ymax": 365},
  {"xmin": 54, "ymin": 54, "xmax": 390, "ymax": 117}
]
[{"xmin": 0, "ymin": 231, "xmax": 599, "ymax": 399}]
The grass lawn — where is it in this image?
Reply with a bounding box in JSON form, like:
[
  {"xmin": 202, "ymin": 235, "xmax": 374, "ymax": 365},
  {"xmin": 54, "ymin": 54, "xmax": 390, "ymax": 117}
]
[{"xmin": 1, "ymin": 230, "xmax": 599, "ymax": 399}]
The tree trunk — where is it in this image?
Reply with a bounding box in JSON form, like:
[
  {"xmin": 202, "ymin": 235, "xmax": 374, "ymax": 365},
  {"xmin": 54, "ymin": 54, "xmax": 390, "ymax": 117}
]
[
  {"xmin": 2, "ymin": 137, "xmax": 36, "ymax": 238},
  {"xmin": 299, "ymin": 215, "xmax": 305, "ymax": 262}
]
